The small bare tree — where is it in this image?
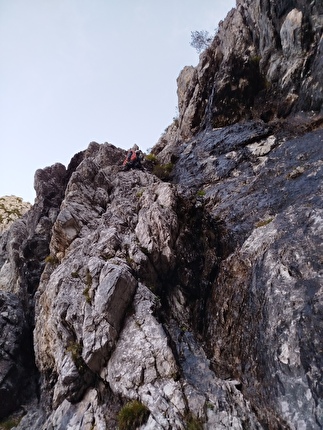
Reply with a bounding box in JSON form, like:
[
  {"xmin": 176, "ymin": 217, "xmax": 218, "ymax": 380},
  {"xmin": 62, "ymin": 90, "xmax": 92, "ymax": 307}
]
[{"xmin": 190, "ymin": 30, "xmax": 213, "ymax": 53}]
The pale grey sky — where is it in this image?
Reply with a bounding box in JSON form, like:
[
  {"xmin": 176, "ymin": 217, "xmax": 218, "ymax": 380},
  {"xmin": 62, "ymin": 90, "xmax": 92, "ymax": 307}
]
[{"xmin": 0, "ymin": 0, "xmax": 235, "ymax": 203}]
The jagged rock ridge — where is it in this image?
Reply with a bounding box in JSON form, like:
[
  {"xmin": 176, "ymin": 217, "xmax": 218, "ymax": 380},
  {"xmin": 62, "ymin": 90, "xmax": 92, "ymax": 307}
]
[{"xmin": 0, "ymin": 1, "xmax": 322, "ymax": 429}]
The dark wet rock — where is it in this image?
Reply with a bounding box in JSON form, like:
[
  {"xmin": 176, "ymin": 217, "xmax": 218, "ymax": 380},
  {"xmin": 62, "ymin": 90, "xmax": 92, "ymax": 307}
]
[{"xmin": 0, "ymin": 292, "xmax": 31, "ymax": 419}]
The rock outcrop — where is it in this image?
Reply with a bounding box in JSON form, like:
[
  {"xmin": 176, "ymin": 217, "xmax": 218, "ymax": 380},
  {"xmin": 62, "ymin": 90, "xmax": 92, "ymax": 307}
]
[
  {"xmin": 0, "ymin": 1, "xmax": 323, "ymax": 429},
  {"xmin": 0, "ymin": 196, "xmax": 31, "ymax": 234},
  {"xmin": 173, "ymin": 0, "xmax": 323, "ymax": 141}
]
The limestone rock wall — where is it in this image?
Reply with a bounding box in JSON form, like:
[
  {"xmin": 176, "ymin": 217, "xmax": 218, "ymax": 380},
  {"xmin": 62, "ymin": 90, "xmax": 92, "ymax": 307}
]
[
  {"xmin": 0, "ymin": 1, "xmax": 323, "ymax": 429},
  {"xmin": 29, "ymin": 143, "xmax": 261, "ymax": 429},
  {"xmin": 169, "ymin": 121, "xmax": 323, "ymax": 428},
  {"xmin": 0, "ymin": 161, "xmax": 79, "ymax": 421},
  {"xmin": 3, "ymin": 120, "xmax": 320, "ymax": 429},
  {"xmin": 172, "ymin": 0, "xmax": 323, "ymax": 142}
]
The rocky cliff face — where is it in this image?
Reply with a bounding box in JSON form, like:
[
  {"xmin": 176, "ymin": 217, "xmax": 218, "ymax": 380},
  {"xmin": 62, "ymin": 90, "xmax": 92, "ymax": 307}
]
[
  {"xmin": 0, "ymin": 1, "xmax": 322, "ymax": 429},
  {"xmin": 172, "ymin": 0, "xmax": 323, "ymax": 141}
]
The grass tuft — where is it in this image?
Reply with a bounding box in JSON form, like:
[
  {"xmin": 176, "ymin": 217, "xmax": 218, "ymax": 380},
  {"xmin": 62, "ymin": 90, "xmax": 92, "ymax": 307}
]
[{"xmin": 117, "ymin": 400, "xmax": 150, "ymax": 430}]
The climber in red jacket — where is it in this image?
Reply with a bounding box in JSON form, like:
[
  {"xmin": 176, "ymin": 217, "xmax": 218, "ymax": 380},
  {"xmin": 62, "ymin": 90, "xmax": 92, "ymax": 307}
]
[{"xmin": 122, "ymin": 145, "xmax": 143, "ymax": 171}]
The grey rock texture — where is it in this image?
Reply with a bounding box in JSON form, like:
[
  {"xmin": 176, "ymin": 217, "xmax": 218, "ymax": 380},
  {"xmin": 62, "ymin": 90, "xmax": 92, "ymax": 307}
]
[
  {"xmin": 0, "ymin": 1, "xmax": 323, "ymax": 429},
  {"xmin": 31, "ymin": 148, "xmax": 263, "ymax": 429},
  {"xmin": 169, "ymin": 122, "xmax": 323, "ymax": 429},
  {"xmin": 0, "ymin": 159, "xmax": 83, "ymax": 421},
  {"xmin": 0, "ymin": 196, "xmax": 31, "ymax": 235},
  {"xmin": 173, "ymin": 0, "xmax": 323, "ymax": 141}
]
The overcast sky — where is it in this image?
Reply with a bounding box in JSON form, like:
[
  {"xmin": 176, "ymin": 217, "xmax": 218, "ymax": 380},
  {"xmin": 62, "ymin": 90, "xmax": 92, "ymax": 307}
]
[{"xmin": 0, "ymin": 0, "xmax": 235, "ymax": 203}]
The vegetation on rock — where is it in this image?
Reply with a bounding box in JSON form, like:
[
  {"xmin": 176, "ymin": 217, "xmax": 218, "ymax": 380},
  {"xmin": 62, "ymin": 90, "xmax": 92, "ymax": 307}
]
[
  {"xmin": 0, "ymin": 196, "xmax": 31, "ymax": 234},
  {"xmin": 117, "ymin": 400, "xmax": 150, "ymax": 430}
]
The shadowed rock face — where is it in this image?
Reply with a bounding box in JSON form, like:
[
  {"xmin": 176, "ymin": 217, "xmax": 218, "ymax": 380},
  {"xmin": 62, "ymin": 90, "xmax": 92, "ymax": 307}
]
[
  {"xmin": 168, "ymin": 122, "xmax": 323, "ymax": 428},
  {"xmin": 0, "ymin": 292, "xmax": 31, "ymax": 420},
  {"xmin": 0, "ymin": 1, "xmax": 323, "ymax": 429},
  {"xmin": 0, "ymin": 162, "xmax": 78, "ymax": 423}
]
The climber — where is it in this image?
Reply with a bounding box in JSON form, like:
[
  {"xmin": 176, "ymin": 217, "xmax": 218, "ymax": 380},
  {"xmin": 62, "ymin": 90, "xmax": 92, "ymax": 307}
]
[{"xmin": 122, "ymin": 144, "xmax": 143, "ymax": 171}]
